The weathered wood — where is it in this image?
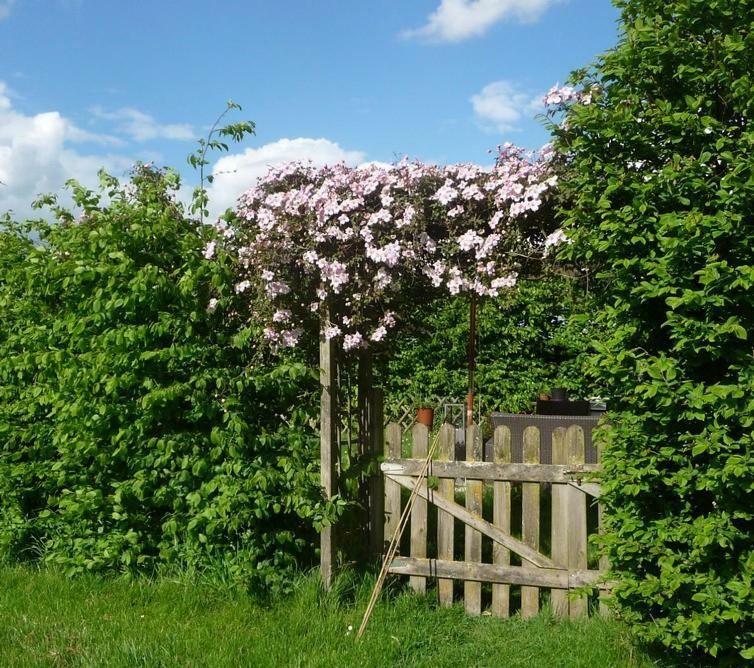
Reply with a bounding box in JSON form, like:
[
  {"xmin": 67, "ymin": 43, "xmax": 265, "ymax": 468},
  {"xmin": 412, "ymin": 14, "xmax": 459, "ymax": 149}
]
[
  {"xmin": 567, "ymin": 481, "xmax": 602, "ymax": 498},
  {"xmin": 388, "ymin": 557, "xmax": 604, "ymax": 589},
  {"xmin": 492, "ymin": 425, "xmax": 512, "ymax": 618},
  {"xmin": 410, "ymin": 423, "xmax": 429, "ymax": 594},
  {"xmin": 550, "ymin": 426, "xmax": 569, "ymax": 618},
  {"xmin": 383, "ymin": 423, "xmax": 403, "ymax": 552},
  {"xmin": 597, "ymin": 439, "xmax": 610, "ymax": 616},
  {"xmin": 380, "ymin": 460, "xmax": 601, "ymax": 482},
  {"xmin": 437, "ymin": 423, "xmax": 456, "ymax": 607},
  {"xmin": 464, "ymin": 424, "xmax": 483, "ymax": 615},
  {"xmin": 521, "ymin": 426, "xmax": 541, "ymax": 618},
  {"xmin": 386, "ymin": 474, "xmax": 559, "ymax": 569},
  {"xmin": 567, "ymin": 425, "xmax": 588, "ymax": 618},
  {"xmin": 319, "ymin": 334, "xmax": 339, "ymax": 589},
  {"xmin": 368, "ymin": 389, "xmax": 384, "ymax": 558}
]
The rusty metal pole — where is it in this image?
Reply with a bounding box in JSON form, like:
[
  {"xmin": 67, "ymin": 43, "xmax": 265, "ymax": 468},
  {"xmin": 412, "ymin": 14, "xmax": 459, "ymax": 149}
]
[{"xmin": 466, "ymin": 295, "xmax": 477, "ymax": 427}]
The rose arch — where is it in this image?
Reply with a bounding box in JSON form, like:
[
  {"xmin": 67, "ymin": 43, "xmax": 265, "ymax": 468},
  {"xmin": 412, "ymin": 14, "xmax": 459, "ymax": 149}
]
[{"xmin": 208, "ymin": 141, "xmax": 569, "ymax": 584}]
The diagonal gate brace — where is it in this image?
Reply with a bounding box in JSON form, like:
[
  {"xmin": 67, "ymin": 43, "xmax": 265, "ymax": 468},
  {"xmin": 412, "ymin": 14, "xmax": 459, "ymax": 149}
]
[{"xmin": 387, "ymin": 474, "xmax": 560, "ymax": 570}]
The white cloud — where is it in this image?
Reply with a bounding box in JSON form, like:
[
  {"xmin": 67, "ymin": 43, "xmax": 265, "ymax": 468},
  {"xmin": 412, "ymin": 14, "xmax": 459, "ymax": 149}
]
[
  {"xmin": 91, "ymin": 107, "xmax": 194, "ymax": 142},
  {"xmin": 205, "ymin": 137, "xmax": 365, "ymax": 220},
  {"xmin": 470, "ymin": 80, "xmax": 541, "ymax": 133},
  {"xmin": 0, "ymin": 82, "xmax": 134, "ymax": 219},
  {"xmin": 0, "ymin": 0, "xmax": 16, "ymax": 21},
  {"xmin": 403, "ymin": 0, "xmax": 562, "ymax": 42}
]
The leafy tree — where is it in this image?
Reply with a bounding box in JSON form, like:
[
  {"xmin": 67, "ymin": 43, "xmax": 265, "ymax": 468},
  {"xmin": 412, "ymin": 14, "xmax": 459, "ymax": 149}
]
[
  {"xmin": 0, "ymin": 166, "xmax": 340, "ymax": 593},
  {"xmin": 553, "ymin": 0, "xmax": 754, "ymax": 660}
]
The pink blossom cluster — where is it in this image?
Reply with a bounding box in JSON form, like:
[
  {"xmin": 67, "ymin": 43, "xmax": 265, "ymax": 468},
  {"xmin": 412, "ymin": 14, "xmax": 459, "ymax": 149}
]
[
  {"xmin": 543, "ymin": 84, "xmax": 596, "ymax": 107},
  {"xmin": 215, "ymin": 145, "xmax": 559, "ymax": 352}
]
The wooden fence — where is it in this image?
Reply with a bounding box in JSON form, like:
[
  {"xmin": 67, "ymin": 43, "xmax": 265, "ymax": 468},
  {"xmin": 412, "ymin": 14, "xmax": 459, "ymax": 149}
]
[{"xmin": 380, "ymin": 422, "xmax": 608, "ymax": 618}]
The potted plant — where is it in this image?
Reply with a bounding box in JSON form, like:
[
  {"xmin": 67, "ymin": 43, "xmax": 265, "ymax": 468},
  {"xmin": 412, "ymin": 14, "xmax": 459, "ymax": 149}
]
[{"xmin": 415, "ymin": 397, "xmax": 435, "ymax": 429}]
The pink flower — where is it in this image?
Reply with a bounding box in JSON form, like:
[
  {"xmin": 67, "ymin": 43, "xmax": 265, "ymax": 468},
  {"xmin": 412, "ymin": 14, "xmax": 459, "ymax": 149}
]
[
  {"xmin": 343, "ymin": 332, "xmax": 363, "ymax": 351},
  {"xmin": 370, "ymin": 326, "xmax": 387, "ymax": 342},
  {"xmin": 324, "ymin": 325, "xmax": 342, "ymax": 340},
  {"xmin": 203, "ymin": 241, "xmax": 216, "ymax": 260}
]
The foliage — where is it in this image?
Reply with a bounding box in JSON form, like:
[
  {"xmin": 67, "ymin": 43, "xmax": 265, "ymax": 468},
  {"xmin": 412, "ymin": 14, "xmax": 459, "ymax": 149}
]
[
  {"xmin": 553, "ymin": 0, "xmax": 754, "ymax": 660},
  {"xmin": 0, "ymin": 166, "xmax": 340, "ymax": 593},
  {"xmin": 216, "ymin": 145, "xmax": 563, "ymax": 353},
  {"xmin": 186, "ymin": 100, "xmax": 256, "ymax": 224},
  {"xmin": 0, "ymin": 566, "xmax": 655, "ymax": 667},
  {"xmin": 382, "ymin": 277, "xmax": 599, "ymax": 414}
]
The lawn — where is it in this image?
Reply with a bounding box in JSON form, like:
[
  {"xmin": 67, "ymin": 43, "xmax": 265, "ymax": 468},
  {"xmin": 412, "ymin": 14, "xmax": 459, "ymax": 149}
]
[{"xmin": 0, "ymin": 566, "xmax": 657, "ymax": 667}]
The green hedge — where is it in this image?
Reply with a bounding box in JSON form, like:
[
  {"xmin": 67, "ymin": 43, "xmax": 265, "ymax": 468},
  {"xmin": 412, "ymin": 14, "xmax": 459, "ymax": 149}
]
[
  {"xmin": 382, "ymin": 278, "xmax": 598, "ymax": 414},
  {"xmin": 556, "ymin": 0, "xmax": 754, "ymax": 660},
  {"xmin": 0, "ymin": 167, "xmax": 339, "ymax": 593}
]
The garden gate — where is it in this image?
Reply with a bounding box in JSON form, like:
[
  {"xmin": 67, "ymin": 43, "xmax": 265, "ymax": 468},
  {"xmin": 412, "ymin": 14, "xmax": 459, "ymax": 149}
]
[{"xmin": 380, "ymin": 422, "xmax": 608, "ymax": 617}]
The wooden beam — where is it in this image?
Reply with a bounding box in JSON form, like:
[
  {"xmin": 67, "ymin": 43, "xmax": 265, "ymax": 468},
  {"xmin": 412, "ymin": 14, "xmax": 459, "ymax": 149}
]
[
  {"xmin": 319, "ymin": 334, "xmax": 338, "ymax": 589},
  {"xmin": 386, "ymin": 474, "xmax": 559, "ymax": 569},
  {"xmin": 388, "ymin": 557, "xmax": 605, "ymax": 589},
  {"xmin": 380, "ymin": 460, "xmax": 601, "ymax": 483}
]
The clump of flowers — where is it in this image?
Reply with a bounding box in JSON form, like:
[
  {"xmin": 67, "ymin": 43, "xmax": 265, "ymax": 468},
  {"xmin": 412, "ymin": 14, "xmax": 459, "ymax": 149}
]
[{"xmin": 210, "ymin": 144, "xmax": 560, "ymax": 352}]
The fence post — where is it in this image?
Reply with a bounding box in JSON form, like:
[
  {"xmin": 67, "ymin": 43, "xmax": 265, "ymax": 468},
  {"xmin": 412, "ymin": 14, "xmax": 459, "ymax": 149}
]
[
  {"xmin": 368, "ymin": 389, "xmax": 384, "ymax": 558},
  {"xmin": 320, "ymin": 333, "xmax": 339, "ymax": 589}
]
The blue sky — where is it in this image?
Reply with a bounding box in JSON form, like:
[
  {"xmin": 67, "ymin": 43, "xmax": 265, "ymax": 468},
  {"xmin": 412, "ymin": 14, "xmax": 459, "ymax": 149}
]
[{"xmin": 0, "ymin": 0, "xmax": 620, "ymax": 217}]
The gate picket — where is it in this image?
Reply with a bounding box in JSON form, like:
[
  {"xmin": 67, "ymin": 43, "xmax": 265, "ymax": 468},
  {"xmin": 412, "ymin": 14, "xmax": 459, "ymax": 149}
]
[
  {"xmin": 521, "ymin": 426, "xmax": 541, "ymax": 618},
  {"xmin": 566, "ymin": 425, "xmax": 588, "ymax": 618},
  {"xmin": 492, "ymin": 426, "xmax": 512, "ymax": 617},
  {"xmin": 437, "ymin": 424, "xmax": 455, "ymax": 607},
  {"xmin": 464, "ymin": 424, "xmax": 483, "ymax": 615},
  {"xmin": 409, "ymin": 423, "xmax": 429, "ymax": 594}
]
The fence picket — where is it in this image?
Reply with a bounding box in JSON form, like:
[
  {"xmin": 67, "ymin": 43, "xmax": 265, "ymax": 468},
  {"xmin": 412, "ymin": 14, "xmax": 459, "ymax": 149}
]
[
  {"xmin": 410, "ymin": 423, "xmax": 429, "ymax": 593},
  {"xmin": 521, "ymin": 426, "xmax": 541, "ymax": 618},
  {"xmin": 597, "ymin": 439, "xmax": 609, "ymax": 616},
  {"xmin": 437, "ymin": 424, "xmax": 456, "ymax": 607},
  {"xmin": 567, "ymin": 425, "xmax": 588, "ymax": 618},
  {"xmin": 551, "ymin": 427, "xmax": 569, "ymax": 618},
  {"xmin": 384, "ymin": 423, "xmax": 402, "ymax": 552},
  {"xmin": 492, "ymin": 426, "xmax": 512, "ymax": 617},
  {"xmin": 464, "ymin": 424, "xmax": 483, "ymax": 615}
]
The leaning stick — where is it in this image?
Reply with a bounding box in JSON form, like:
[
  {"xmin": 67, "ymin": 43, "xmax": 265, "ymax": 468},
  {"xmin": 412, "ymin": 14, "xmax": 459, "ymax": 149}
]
[{"xmin": 356, "ymin": 427, "xmax": 442, "ymax": 639}]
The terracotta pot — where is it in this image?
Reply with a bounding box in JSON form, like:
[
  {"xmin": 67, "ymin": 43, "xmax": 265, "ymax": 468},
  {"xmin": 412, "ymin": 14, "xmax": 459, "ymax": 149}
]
[{"xmin": 416, "ymin": 407, "xmax": 434, "ymax": 428}]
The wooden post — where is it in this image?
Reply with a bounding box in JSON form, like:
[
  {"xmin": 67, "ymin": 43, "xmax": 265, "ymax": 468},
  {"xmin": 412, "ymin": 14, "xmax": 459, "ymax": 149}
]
[
  {"xmin": 357, "ymin": 350, "xmax": 373, "ymax": 558},
  {"xmin": 492, "ymin": 425, "xmax": 512, "ymax": 617},
  {"xmin": 369, "ymin": 389, "xmax": 384, "ymax": 558},
  {"xmin": 567, "ymin": 425, "xmax": 588, "ymax": 618},
  {"xmin": 384, "ymin": 423, "xmax": 402, "ymax": 552},
  {"xmin": 521, "ymin": 426, "xmax": 540, "ymax": 618},
  {"xmin": 597, "ymin": 439, "xmax": 609, "ymax": 615},
  {"xmin": 464, "ymin": 423, "xmax": 483, "ymax": 615},
  {"xmin": 437, "ymin": 423, "xmax": 456, "ymax": 607},
  {"xmin": 550, "ymin": 427, "xmax": 569, "ymax": 618},
  {"xmin": 410, "ymin": 423, "xmax": 429, "ymax": 593},
  {"xmin": 320, "ymin": 334, "xmax": 339, "ymax": 589}
]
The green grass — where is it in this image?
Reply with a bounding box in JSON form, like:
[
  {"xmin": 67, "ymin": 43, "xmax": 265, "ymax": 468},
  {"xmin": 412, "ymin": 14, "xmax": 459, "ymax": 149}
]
[{"xmin": 0, "ymin": 566, "xmax": 657, "ymax": 668}]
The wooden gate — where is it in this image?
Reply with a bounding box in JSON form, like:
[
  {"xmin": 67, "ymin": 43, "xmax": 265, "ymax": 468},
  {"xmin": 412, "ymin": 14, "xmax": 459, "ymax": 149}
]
[{"xmin": 380, "ymin": 422, "xmax": 608, "ymax": 618}]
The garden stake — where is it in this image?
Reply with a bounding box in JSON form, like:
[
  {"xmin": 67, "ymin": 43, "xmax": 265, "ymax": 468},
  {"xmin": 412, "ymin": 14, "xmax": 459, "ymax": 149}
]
[{"xmin": 356, "ymin": 428, "xmax": 441, "ymax": 639}]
